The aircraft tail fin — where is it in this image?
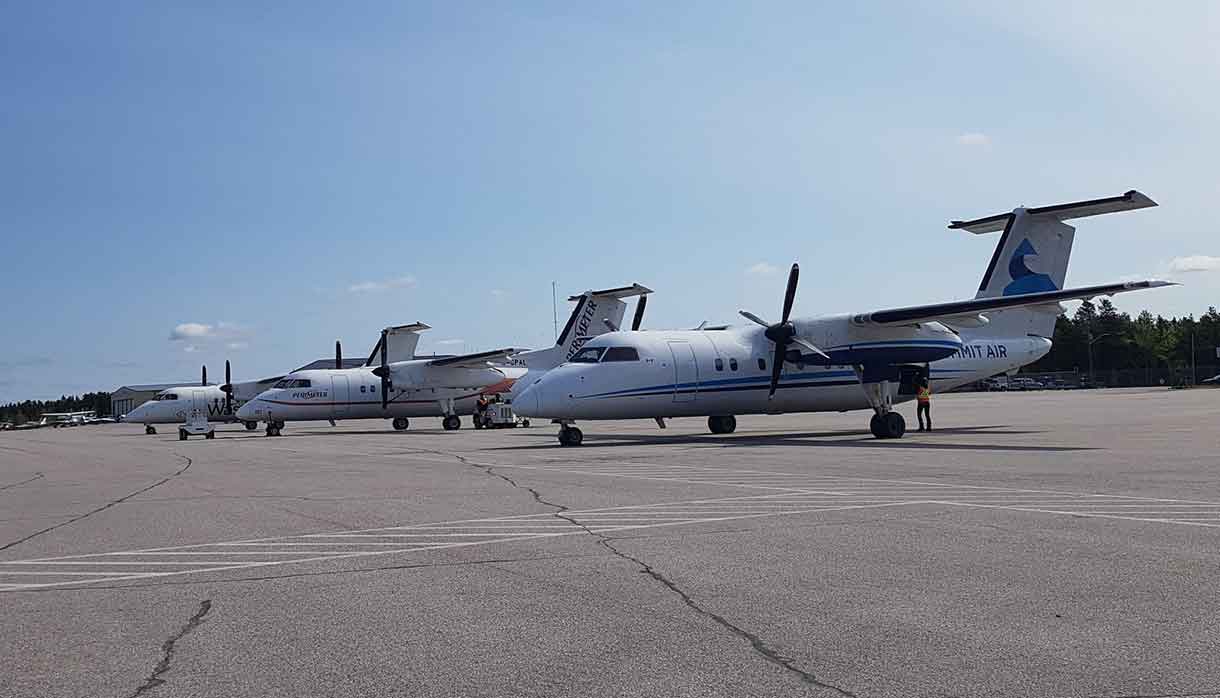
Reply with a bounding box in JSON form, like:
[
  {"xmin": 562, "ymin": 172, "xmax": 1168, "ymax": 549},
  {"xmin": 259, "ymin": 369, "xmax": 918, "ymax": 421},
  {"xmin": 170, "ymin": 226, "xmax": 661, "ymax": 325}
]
[
  {"xmin": 519, "ymin": 284, "xmax": 652, "ymax": 371},
  {"xmin": 364, "ymin": 323, "xmax": 430, "ymax": 365},
  {"xmin": 949, "ymin": 190, "xmax": 1156, "ymax": 337}
]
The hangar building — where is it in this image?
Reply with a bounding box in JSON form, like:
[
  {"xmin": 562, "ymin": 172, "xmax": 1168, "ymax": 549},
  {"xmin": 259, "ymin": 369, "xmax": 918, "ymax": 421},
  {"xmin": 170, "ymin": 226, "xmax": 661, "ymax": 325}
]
[{"xmin": 111, "ymin": 382, "xmax": 205, "ymax": 418}]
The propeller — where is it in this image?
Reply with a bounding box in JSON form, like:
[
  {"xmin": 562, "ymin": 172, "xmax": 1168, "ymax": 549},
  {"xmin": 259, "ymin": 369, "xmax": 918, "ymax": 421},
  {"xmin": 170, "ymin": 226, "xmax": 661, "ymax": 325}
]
[
  {"xmin": 370, "ymin": 329, "xmax": 390, "ymax": 409},
  {"xmin": 201, "ymin": 365, "xmax": 207, "ymax": 387},
  {"xmin": 738, "ymin": 263, "xmax": 829, "ymax": 398},
  {"xmin": 220, "ymin": 360, "xmax": 233, "ymax": 414},
  {"xmin": 335, "ymin": 340, "xmax": 342, "ymax": 369},
  {"xmin": 631, "ymin": 295, "xmax": 648, "ymax": 331}
]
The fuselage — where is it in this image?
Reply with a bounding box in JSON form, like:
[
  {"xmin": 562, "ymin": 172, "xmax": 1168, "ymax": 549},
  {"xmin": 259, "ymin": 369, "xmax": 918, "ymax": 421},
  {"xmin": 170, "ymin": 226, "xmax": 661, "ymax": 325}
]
[
  {"xmin": 236, "ymin": 365, "xmax": 524, "ymax": 423},
  {"xmin": 124, "ymin": 386, "xmax": 244, "ymax": 425},
  {"xmin": 515, "ymin": 320, "xmax": 1051, "ymax": 420}
]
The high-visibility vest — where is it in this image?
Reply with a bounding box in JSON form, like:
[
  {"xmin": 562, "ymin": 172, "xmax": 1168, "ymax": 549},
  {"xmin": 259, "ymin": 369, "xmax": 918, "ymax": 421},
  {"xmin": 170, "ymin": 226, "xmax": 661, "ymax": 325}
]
[{"xmin": 917, "ymin": 386, "xmax": 931, "ymax": 402}]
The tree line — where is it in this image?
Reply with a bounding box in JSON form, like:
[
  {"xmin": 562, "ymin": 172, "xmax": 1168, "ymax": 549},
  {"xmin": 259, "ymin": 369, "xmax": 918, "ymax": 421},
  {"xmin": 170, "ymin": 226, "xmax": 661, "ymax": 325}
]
[
  {"xmin": 0, "ymin": 393, "xmax": 111, "ymax": 425},
  {"xmin": 1027, "ymin": 301, "xmax": 1220, "ymax": 384}
]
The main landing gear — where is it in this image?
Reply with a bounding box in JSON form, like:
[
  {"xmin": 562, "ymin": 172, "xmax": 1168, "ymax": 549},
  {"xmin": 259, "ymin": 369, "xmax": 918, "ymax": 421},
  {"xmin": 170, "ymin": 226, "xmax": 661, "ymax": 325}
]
[
  {"xmin": 442, "ymin": 415, "xmax": 461, "ymax": 431},
  {"xmin": 392, "ymin": 417, "xmax": 410, "ymax": 431},
  {"xmin": 558, "ymin": 424, "xmax": 584, "ymax": 447},
  {"xmin": 244, "ymin": 421, "xmax": 258, "ymax": 431},
  {"xmin": 857, "ymin": 366, "xmax": 906, "ymax": 439},
  {"xmin": 264, "ymin": 420, "xmax": 284, "ymax": 437},
  {"xmin": 145, "ymin": 425, "xmax": 156, "ymax": 435},
  {"xmin": 708, "ymin": 415, "xmax": 737, "ymax": 434}
]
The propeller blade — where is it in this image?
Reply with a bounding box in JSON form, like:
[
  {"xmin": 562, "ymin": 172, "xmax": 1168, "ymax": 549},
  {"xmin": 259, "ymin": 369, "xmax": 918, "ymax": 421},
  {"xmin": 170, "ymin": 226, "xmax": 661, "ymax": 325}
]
[
  {"xmin": 603, "ymin": 318, "xmax": 619, "ymax": 332},
  {"xmin": 739, "ymin": 310, "xmax": 769, "ymax": 327},
  {"xmin": 768, "ymin": 343, "xmax": 786, "ymax": 399},
  {"xmin": 379, "ymin": 330, "xmax": 389, "ymax": 410},
  {"xmin": 791, "ymin": 337, "xmax": 830, "ymax": 361},
  {"xmin": 780, "ymin": 263, "xmax": 799, "ymax": 324},
  {"xmin": 224, "ymin": 360, "xmax": 232, "ymax": 414},
  {"xmin": 201, "ymin": 365, "xmax": 207, "ymax": 387},
  {"xmin": 631, "ymin": 295, "xmax": 648, "ymax": 331},
  {"xmin": 336, "ymin": 340, "xmax": 343, "ymax": 369}
]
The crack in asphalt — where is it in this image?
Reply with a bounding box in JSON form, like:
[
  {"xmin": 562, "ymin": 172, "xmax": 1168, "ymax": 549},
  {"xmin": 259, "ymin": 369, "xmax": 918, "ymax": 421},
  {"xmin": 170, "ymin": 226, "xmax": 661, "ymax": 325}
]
[
  {"xmin": 0, "ymin": 472, "xmax": 43, "ymax": 492},
  {"xmin": 430, "ymin": 447, "xmax": 857, "ymax": 697},
  {"xmin": 126, "ymin": 599, "xmax": 212, "ymax": 698},
  {"xmin": 0, "ymin": 455, "xmax": 191, "ymax": 553}
]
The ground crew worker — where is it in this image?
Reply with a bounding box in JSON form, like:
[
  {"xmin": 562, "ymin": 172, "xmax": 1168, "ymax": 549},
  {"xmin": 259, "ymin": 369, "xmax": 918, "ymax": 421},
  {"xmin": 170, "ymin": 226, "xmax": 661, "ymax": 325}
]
[
  {"xmin": 916, "ymin": 378, "xmax": 932, "ymax": 431},
  {"xmin": 475, "ymin": 395, "xmax": 490, "ymax": 427}
]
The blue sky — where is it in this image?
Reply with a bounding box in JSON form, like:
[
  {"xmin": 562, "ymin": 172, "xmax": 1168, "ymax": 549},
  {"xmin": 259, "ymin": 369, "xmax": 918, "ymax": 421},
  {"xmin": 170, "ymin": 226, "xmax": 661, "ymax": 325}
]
[{"xmin": 2, "ymin": 1, "xmax": 1218, "ymax": 401}]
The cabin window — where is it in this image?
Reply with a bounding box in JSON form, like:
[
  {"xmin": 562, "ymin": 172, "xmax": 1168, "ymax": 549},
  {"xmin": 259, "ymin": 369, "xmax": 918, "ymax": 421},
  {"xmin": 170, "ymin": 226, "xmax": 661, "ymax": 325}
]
[
  {"xmin": 602, "ymin": 347, "xmax": 640, "ymax": 362},
  {"xmin": 360, "ymin": 385, "xmax": 366, "ymax": 393},
  {"xmin": 758, "ymin": 358, "xmax": 766, "ymax": 371},
  {"xmin": 570, "ymin": 347, "xmax": 606, "ymax": 363},
  {"xmin": 729, "ymin": 358, "xmax": 738, "ymax": 371},
  {"xmin": 714, "ymin": 358, "xmax": 724, "ymax": 371}
]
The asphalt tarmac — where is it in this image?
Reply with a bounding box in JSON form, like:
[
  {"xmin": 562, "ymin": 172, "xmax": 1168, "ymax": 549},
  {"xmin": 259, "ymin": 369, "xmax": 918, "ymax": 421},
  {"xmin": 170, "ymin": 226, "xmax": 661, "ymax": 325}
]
[{"xmin": 2, "ymin": 388, "xmax": 1219, "ymax": 698}]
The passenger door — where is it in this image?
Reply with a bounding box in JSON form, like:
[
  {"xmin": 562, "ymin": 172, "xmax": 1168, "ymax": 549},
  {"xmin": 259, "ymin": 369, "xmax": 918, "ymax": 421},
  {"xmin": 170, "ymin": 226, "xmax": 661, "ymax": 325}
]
[
  {"xmin": 332, "ymin": 375, "xmax": 351, "ymax": 419},
  {"xmin": 667, "ymin": 341, "xmax": 698, "ymax": 403}
]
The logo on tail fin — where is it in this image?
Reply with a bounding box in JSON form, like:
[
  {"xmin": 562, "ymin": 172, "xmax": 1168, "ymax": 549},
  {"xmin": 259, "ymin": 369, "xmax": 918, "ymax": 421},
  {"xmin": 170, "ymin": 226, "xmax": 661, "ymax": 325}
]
[{"xmin": 1003, "ymin": 239, "xmax": 1058, "ymax": 296}]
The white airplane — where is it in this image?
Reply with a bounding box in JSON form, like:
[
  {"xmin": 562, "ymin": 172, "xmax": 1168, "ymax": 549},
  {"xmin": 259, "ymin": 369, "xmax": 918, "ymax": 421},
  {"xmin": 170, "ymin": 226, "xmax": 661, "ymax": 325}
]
[
  {"xmin": 514, "ymin": 191, "xmax": 1174, "ymax": 446},
  {"xmin": 123, "ymin": 363, "xmax": 282, "ymax": 435},
  {"xmin": 235, "ymin": 284, "xmax": 652, "ymax": 435}
]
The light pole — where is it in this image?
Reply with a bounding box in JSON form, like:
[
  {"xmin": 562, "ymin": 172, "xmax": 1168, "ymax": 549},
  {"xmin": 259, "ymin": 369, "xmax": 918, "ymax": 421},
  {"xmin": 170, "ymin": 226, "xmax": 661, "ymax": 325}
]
[{"xmin": 1087, "ymin": 332, "xmax": 1113, "ymax": 388}]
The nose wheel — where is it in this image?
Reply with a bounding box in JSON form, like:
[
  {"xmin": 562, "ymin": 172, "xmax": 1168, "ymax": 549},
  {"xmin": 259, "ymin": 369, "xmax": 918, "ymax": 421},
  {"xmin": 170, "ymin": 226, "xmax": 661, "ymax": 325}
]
[
  {"xmin": 707, "ymin": 415, "xmax": 737, "ymax": 434},
  {"xmin": 144, "ymin": 425, "xmax": 156, "ymax": 435},
  {"xmin": 558, "ymin": 425, "xmax": 584, "ymax": 447},
  {"xmin": 244, "ymin": 421, "xmax": 258, "ymax": 431},
  {"xmin": 392, "ymin": 417, "xmax": 410, "ymax": 431},
  {"xmin": 264, "ymin": 421, "xmax": 284, "ymax": 437}
]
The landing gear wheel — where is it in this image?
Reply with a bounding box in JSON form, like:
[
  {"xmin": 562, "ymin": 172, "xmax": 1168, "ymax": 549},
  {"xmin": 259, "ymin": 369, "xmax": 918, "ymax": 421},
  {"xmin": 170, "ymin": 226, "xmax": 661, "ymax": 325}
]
[
  {"xmin": 392, "ymin": 417, "xmax": 410, "ymax": 431},
  {"xmin": 244, "ymin": 421, "xmax": 258, "ymax": 431},
  {"xmin": 145, "ymin": 425, "xmax": 156, "ymax": 435},
  {"xmin": 708, "ymin": 416, "xmax": 738, "ymax": 434},
  {"xmin": 521, "ymin": 419, "xmax": 530, "ymax": 428},
  {"xmin": 442, "ymin": 415, "xmax": 461, "ymax": 431},
  {"xmin": 558, "ymin": 426, "xmax": 584, "ymax": 447},
  {"xmin": 265, "ymin": 423, "xmax": 282, "ymax": 437},
  {"xmin": 885, "ymin": 412, "xmax": 906, "ymax": 439},
  {"xmin": 178, "ymin": 429, "xmax": 187, "ymax": 441},
  {"xmin": 205, "ymin": 431, "xmax": 215, "ymax": 440},
  {"xmin": 870, "ymin": 414, "xmax": 884, "ymax": 439}
]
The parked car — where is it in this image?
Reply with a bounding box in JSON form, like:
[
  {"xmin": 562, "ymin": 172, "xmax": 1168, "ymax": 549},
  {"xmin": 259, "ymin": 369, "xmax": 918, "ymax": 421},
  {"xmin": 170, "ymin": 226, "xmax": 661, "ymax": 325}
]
[
  {"xmin": 1009, "ymin": 377, "xmax": 1045, "ymax": 391},
  {"xmin": 980, "ymin": 377, "xmax": 1008, "ymax": 391}
]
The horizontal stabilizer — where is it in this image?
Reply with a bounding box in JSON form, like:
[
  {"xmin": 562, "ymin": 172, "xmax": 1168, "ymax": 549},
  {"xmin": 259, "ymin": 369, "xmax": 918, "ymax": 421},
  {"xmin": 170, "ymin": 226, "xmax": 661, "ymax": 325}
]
[
  {"xmin": 567, "ymin": 283, "xmax": 653, "ymax": 302},
  {"xmin": 427, "ymin": 348, "xmax": 523, "ymax": 368},
  {"xmin": 856, "ymin": 280, "xmax": 1175, "ymax": 326},
  {"xmin": 950, "ymin": 190, "xmax": 1157, "ymax": 234}
]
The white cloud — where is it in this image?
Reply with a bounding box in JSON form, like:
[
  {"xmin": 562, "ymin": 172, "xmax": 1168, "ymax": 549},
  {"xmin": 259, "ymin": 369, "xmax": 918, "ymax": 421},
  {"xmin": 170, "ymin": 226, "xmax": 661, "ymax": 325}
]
[
  {"xmin": 435, "ymin": 339, "xmax": 465, "ymax": 346},
  {"xmin": 226, "ymin": 342, "xmax": 249, "ymax": 351},
  {"xmin": 746, "ymin": 262, "xmax": 778, "ymax": 276},
  {"xmin": 348, "ymin": 275, "xmax": 418, "ymax": 293},
  {"xmin": 183, "ymin": 345, "xmax": 199, "ymax": 353},
  {"xmin": 1167, "ymin": 255, "xmax": 1220, "ymax": 273},
  {"xmin": 955, "ymin": 132, "xmax": 991, "ymax": 147},
  {"xmin": 170, "ymin": 323, "xmax": 214, "ymax": 340}
]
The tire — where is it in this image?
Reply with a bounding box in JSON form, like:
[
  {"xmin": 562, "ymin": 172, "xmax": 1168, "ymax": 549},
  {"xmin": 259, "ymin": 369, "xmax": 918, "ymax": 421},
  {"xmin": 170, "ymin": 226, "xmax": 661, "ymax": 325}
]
[
  {"xmin": 178, "ymin": 429, "xmax": 187, "ymax": 441},
  {"xmin": 870, "ymin": 414, "xmax": 884, "ymax": 439},
  {"xmin": 884, "ymin": 412, "xmax": 906, "ymax": 439},
  {"xmin": 145, "ymin": 425, "xmax": 156, "ymax": 435},
  {"xmin": 521, "ymin": 419, "xmax": 530, "ymax": 428},
  {"xmin": 722, "ymin": 415, "xmax": 736, "ymax": 434},
  {"xmin": 205, "ymin": 431, "xmax": 215, "ymax": 440},
  {"xmin": 245, "ymin": 421, "xmax": 257, "ymax": 431},
  {"xmin": 392, "ymin": 417, "xmax": 409, "ymax": 431},
  {"xmin": 708, "ymin": 416, "xmax": 723, "ymax": 434},
  {"xmin": 559, "ymin": 426, "xmax": 583, "ymax": 447},
  {"xmin": 443, "ymin": 415, "xmax": 461, "ymax": 431}
]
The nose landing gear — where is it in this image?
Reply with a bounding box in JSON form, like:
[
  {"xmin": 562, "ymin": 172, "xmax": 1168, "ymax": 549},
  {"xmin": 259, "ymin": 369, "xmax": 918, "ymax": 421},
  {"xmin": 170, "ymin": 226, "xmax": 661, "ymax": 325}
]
[
  {"xmin": 264, "ymin": 420, "xmax": 284, "ymax": 437},
  {"xmin": 144, "ymin": 425, "xmax": 156, "ymax": 435},
  {"xmin": 856, "ymin": 366, "xmax": 906, "ymax": 439},
  {"xmin": 707, "ymin": 415, "xmax": 737, "ymax": 434},
  {"xmin": 558, "ymin": 425, "xmax": 584, "ymax": 447},
  {"xmin": 392, "ymin": 417, "xmax": 410, "ymax": 431}
]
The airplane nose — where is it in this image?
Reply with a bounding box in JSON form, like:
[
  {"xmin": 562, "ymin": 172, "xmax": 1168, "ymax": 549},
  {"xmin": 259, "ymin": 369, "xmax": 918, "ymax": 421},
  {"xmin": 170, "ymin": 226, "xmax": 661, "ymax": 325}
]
[
  {"xmin": 235, "ymin": 401, "xmax": 261, "ymax": 421},
  {"xmin": 514, "ymin": 383, "xmax": 543, "ymax": 417}
]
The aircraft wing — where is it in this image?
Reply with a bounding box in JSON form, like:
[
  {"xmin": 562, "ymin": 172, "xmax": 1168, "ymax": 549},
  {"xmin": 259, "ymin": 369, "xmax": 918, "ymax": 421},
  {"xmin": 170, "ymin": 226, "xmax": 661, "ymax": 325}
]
[
  {"xmin": 852, "ymin": 280, "xmax": 1175, "ymax": 327},
  {"xmin": 426, "ymin": 348, "xmax": 523, "ymax": 368}
]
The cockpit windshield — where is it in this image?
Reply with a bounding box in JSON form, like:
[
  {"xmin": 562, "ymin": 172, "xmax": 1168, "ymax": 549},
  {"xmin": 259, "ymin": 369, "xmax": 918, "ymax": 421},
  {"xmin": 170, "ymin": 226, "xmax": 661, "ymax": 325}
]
[
  {"xmin": 602, "ymin": 347, "xmax": 640, "ymax": 362},
  {"xmin": 155, "ymin": 393, "xmax": 179, "ymax": 401},
  {"xmin": 569, "ymin": 347, "xmax": 606, "ymax": 363},
  {"xmin": 274, "ymin": 378, "xmax": 312, "ymax": 389}
]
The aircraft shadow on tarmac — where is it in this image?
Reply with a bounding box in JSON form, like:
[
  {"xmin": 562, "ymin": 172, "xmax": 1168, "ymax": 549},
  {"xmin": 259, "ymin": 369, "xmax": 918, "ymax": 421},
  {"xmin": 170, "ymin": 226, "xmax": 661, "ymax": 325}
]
[{"xmin": 484, "ymin": 425, "xmax": 1096, "ymax": 453}]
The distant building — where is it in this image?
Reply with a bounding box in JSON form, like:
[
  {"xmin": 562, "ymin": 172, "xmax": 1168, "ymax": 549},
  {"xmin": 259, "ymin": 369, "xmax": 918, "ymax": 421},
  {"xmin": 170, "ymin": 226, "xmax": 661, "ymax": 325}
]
[{"xmin": 111, "ymin": 382, "xmax": 204, "ymax": 418}]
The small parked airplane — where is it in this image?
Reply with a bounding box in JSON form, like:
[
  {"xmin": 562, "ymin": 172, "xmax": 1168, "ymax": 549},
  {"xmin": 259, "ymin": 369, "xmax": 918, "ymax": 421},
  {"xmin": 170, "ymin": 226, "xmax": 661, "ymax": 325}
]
[
  {"xmin": 514, "ymin": 190, "xmax": 1174, "ymax": 445},
  {"xmin": 235, "ymin": 284, "xmax": 652, "ymax": 435},
  {"xmin": 123, "ymin": 363, "xmax": 282, "ymax": 434}
]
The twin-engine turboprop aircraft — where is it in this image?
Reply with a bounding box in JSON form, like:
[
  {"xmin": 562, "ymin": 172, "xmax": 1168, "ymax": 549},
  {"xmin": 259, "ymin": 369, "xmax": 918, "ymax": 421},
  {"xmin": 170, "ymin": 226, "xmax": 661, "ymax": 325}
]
[
  {"xmin": 235, "ymin": 284, "xmax": 652, "ymax": 435},
  {"xmin": 514, "ymin": 190, "xmax": 1174, "ymax": 445},
  {"xmin": 123, "ymin": 362, "xmax": 284, "ymax": 434}
]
